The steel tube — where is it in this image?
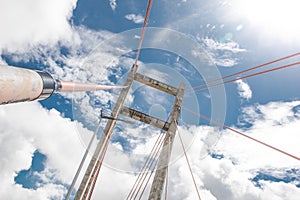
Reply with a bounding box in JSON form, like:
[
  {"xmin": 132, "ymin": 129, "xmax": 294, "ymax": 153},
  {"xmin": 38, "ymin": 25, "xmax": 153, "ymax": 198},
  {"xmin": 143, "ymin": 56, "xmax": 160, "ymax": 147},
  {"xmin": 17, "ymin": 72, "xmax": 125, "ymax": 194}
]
[
  {"xmin": 0, "ymin": 65, "xmax": 126, "ymax": 105},
  {"xmin": 0, "ymin": 65, "xmax": 55, "ymax": 104}
]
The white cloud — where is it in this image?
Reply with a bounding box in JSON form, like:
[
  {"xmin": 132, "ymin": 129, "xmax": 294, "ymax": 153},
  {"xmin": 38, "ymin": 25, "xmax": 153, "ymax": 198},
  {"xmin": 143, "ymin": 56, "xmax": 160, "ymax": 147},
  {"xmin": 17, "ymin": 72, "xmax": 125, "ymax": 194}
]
[
  {"xmin": 1, "ymin": 100, "xmax": 300, "ymax": 199},
  {"xmin": 200, "ymin": 38, "xmax": 246, "ymax": 67},
  {"xmin": 0, "ymin": 102, "xmax": 145, "ymax": 199},
  {"xmin": 236, "ymin": 79, "xmax": 252, "ymax": 100},
  {"xmin": 239, "ymin": 101, "xmax": 300, "ymax": 129},
  {"xmin": 109, "ymin": 0, "xmax": 117, "ymax": 11},
  {"xmin": 168, "ymin": 114, "xmax": 300, "ymax": 199},
  {"xmin": 259, "ymin": 181, "xmax": 300, "ymax": 200},
  {"xmin": 0, "ymin": 1, "xmax": 299, "ymax": 198},
  {"xmin": 125, "ymin": 14, "xmax": 145, "ymax": 24},
  {"xmin": 0, "ymin": 0, "xmax": 77, "ymax": 52},
  {"xmin": 203, "ymin": 38, "xmax": 245, "ymax": 54},
  {"xmin": 0, "ymin": 102, "xmax": 88, "ymax": 199},
  {"xmin": 216, "ymin": 101, "xmax": 300, "ymax": 170},
  {"xmin": 1, "ymin": 25, "xmax": 135, "ymax": 126}
]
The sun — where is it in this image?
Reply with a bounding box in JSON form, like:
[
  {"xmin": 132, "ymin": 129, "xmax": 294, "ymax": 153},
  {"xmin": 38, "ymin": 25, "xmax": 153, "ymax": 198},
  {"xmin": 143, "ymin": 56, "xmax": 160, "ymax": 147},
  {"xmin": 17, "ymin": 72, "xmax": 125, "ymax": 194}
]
[{"xmin": 233, "ymin": 0, "xmax": 300, "ymax": 42}]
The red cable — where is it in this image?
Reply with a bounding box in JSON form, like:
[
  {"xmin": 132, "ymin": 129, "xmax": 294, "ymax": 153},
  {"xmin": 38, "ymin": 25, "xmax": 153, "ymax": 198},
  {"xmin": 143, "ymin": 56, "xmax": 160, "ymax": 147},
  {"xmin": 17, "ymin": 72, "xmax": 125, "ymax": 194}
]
[
  {"xmin": 76, "ymin": 0, "xmax": 154, "ymax": 198},
  {"xmin": 188, "ymin": 52, "xmax": 300, "ymax": 92},
  {"xmin": 134, "ymin": 0, "xmax": 153, "ymax": 66},
  {"xmin": 176, "ymin": 122, "xmax": 202, "ymax": 200},
  {"xmin": 86, "ymin": 122, "xmax": 115, "ymax": 199},
  {"xmin": 182, "ymin": 107, "xmax": 300, "ymax": 161},
  {"xmin": 91, "ymin": 0, "xmax": 154, "ymax": 197},
  {"xmin": 87, "ymin": 160, "xmax": 102, "ymax": 200},
  {"xmin": 192, "ymin": 61, "xmax": 300, "ymax": 93},
  {"xmin": 87, "ymin": 137, "xmax": 110, "ymax": 200}
]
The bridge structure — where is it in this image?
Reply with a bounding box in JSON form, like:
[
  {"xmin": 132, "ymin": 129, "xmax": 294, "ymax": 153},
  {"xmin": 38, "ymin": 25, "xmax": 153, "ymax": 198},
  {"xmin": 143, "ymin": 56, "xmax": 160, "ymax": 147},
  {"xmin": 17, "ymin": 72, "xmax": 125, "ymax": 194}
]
[{"xmin": 74, "ymin": 63, "xmax": 185, "ymax": 200}]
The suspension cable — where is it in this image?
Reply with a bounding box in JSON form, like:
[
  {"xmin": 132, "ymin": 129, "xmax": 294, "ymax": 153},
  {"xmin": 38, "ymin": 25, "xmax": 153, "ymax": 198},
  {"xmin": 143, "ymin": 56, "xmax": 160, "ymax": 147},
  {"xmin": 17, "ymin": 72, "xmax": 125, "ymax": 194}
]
[
  {"xmin": 136, "ymin": 114, "xmax": 173, "ymax": 200},
  {"xmin": 129, "ymin": 114, "xmax": 171, "ymax": 200},
  {"xmin": 134, "ymin": 0, "xmax": 153, "ymax": 66},
  {"xmin": 176, "ymin": 121, "xmax": 202, "ymax": 200},
  {"xmin": 182, "ymin": 106, "xmax": 300, "ymax": 161},
  {"xmin": 76, "ymin": 119, "xmax": 115, "ymax": 200},
  {"xmin": 87, "ymin": 139, "xmax": 110, "ymax": 200},
  {"xmin": 126, "ymin": 132, "xmax": 165, "ymax": 200},
  {"xmin": 135, "ymin": 134, "xmax": 167, "ymax": 200},
  {"xmin": 80, "ymin": 0, "xmax": 154, "ymax": 198},
  {"xmin": 64, "ymin": 118, "xmax": 102, "ymax": 200},
  {"xmin": 189, "ymin": 52, "xmax": 300, "ymax": 92},
  {"xmin": 191, "ymin": 61, "xmax": 300, "ymax": 93}
]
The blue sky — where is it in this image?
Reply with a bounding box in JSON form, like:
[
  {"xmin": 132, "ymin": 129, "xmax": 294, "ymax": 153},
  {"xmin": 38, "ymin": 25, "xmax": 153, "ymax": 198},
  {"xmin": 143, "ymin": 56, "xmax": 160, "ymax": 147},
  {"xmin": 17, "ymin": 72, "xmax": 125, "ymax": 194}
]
[{"xmin": 0, "ymin": 0, "xmax": 300, "ymax": 199}]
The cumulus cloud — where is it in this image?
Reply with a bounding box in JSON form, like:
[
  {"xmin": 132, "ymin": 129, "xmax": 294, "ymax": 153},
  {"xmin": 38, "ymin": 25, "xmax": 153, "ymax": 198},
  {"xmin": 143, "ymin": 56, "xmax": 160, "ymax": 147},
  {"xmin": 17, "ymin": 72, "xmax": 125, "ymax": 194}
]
[
  {"xmin": 0, "ymin": 102, "xmax": 146, "ymax": 200},
  {"xmin": 0, "ymin": 0, "xmax": 77, "ymax": 52},
  {"xmin": 217, "ymin": 101, "xmax": 300, "ymax": 170},
  {"xmin": 0, "ymin": 102, "xmax": 144, "ymax": 199},
  {"xmin": 201, "ymin": 38, "xmax": 246, "ymax": 67},
  {"xmin": 0, "ymin": 1, "xmax": 299, "ymax": 199},
  {"xmin": 236, "ymin": 79, "xmax": 252, "ymax": 100},
  {"xmin": 1, "ymin": 25, "xmax": 136, "ymax": 127},
  {"xmin": 0, "ymin": 102, "xmax": 88, "ymax": 199},
  {"xmin": 125, "ymin": 14, "xmax": 145, "ymax": 24},
  {"xmin": 168, "ymin": 102, "xmax": 300, "ymax": 200},
  {"xmin": 1, "ymin": 100, "xmax": 300, "ymax": 199}
]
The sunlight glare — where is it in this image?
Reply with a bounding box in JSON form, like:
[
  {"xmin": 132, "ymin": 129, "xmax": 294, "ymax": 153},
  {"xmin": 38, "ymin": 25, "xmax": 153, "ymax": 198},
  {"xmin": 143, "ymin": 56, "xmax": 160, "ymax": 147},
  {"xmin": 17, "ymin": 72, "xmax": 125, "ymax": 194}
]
[{"xmin": 234, "ymin": 0, "xmax": 300, "ymax": 41}]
